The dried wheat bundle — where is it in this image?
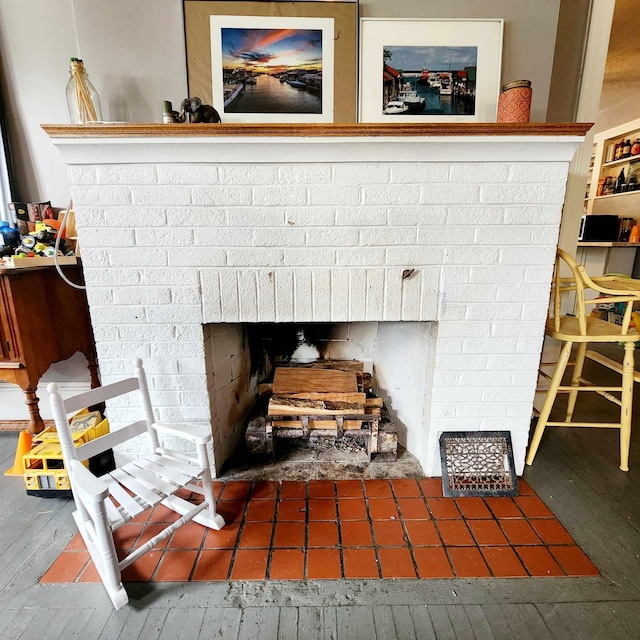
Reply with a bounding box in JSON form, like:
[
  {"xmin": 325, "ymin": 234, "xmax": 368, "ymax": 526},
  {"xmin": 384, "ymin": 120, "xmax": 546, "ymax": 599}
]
[{"xmin": 70, "ymin": 58, "xmax": 98, "ymax": 123}]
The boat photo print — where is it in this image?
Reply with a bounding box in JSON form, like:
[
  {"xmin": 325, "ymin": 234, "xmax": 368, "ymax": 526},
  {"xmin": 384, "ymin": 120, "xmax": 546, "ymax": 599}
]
[{"xmin": 382, "ymin": 45, "xmax": 478, "ymax": 117}]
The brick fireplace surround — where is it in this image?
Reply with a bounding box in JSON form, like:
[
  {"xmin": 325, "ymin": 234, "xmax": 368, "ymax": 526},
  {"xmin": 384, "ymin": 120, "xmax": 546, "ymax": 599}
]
[{"xmin": 45, "ymin": 123, "xmax": 588, "ymax": 478}]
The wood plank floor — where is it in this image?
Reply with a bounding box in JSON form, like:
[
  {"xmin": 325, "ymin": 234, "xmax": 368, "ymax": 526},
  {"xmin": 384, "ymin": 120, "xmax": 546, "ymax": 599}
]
[{"xmin": 1, "ymin": 348, "xmax": 639, "ymax": 639}]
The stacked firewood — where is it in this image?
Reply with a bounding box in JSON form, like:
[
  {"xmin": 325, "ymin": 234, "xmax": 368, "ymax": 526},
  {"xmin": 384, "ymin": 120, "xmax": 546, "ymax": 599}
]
[{"xmin": 265, "ymin": 360, "xmax": 382, "ymax": 429}]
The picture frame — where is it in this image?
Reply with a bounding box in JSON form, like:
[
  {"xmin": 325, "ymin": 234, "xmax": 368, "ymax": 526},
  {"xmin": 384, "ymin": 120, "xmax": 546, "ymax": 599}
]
[
  {"xmin": 359, "ymin": 18, "xmax": 504, "ymax": 123},
  {"xmin": 183, "ymin": 1, "xmax": 358, "ymax": 123}
]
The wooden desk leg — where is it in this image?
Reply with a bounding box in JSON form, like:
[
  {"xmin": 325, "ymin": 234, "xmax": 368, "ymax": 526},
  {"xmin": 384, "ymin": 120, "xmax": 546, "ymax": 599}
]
[
  {"xmin": 23, "ymin": 385, "xmax": 45, "ymax": 434},
  {"xmin": 85, "ymin": 353, "xmax": 105, "ymax": 415},
  {"xmin": 87, "ymin": 355, "xmax": 101, "ymax": 389}
]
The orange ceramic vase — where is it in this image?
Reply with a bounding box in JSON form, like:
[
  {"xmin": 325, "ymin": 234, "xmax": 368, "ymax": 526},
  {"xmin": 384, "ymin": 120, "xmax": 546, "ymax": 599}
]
[{"xmin": 497, "ymin": 80, "xmax": 532, "ymax": 123}]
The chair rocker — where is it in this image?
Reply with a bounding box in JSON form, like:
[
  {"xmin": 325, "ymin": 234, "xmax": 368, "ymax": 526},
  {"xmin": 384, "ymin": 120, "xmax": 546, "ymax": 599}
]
[
  {"xmin": 47, "ymin": 358, "xmax": 225, "ymax": 610},
  {"xmin": 526, "ymin": 248, "xmax": 640, "ymax": 472}
]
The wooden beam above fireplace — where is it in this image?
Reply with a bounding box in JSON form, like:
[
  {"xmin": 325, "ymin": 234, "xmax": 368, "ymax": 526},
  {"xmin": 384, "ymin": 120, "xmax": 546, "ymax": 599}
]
[{"xmin": 42, "ymin": 122, "xmax": 592, "ymax": 139}]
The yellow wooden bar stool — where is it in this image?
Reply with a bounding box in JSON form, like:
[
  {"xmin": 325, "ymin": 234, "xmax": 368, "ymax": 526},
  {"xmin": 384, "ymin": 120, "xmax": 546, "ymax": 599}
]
[{"xmin": 526, "ymin": 248, "xmax": 640, "ymax": 471}]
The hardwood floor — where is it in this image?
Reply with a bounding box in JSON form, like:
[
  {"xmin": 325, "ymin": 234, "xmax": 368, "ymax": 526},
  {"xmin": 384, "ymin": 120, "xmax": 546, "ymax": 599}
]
[{"xmin": 1, "ymin": 346, "xmax": 639, "ymax": 639}]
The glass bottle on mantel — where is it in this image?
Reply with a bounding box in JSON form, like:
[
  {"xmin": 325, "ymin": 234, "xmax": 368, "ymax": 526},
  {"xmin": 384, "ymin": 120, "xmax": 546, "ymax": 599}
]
[{"xmin": 66, "ymin": 57, "xmax": 102, "ymax": 124}]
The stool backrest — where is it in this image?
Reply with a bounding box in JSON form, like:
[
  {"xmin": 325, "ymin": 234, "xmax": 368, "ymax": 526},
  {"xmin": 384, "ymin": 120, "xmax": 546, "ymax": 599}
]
[{"xmin": 552, "ymin": 248, "xmax": 640, "ymax": 336}]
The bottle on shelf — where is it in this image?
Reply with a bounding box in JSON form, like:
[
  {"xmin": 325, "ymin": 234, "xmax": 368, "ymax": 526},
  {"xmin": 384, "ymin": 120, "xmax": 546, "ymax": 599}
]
[
  {"xmin": 162, "ymin": 100, "xmax": 177, "ymax": 124},
  {"xmin": 602, "ymin": 176, "xmax": 614, "ymax": 195},
  {"xmin": 614, "ymin": 138, "xmax": 626, "ymax": 161},
  {"xmin": 66, "ymin": 58, "xmax": 102, "ymax": 125},
  {"xmin": 619, "ymin": 218, "xmax": 635, "ymax": 242},
  {"xmin": 632, "ymin": 139, "xmax": 640, "ymax": 156},
  {"xmin": 615, "ymin": 168, "xmax": 626, "ymax": 193},
  {"xmin": 623, "ymin": 139, "xmax": 632, "ymax": 158}
]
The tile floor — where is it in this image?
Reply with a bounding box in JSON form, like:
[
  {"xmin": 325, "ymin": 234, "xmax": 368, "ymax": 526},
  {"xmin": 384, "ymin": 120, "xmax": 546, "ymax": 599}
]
[{"xmin": 41, "ymin": 478, "xmax": 599, "ymax": 583}]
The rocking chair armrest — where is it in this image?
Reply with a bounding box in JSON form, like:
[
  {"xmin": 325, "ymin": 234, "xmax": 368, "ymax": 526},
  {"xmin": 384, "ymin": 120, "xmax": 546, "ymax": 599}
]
[
  {"xmin": 152, "ymin": 422, "xmax": 211, "ymax": 445},
  {"xmin": 68, "ymin": 460, "xmax": 109, "ymax": 503}
]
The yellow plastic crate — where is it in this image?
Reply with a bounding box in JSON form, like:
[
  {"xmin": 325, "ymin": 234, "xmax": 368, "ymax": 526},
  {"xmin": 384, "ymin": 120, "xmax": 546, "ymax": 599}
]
[
  {"xmin": 33, "ymin": 410, "xmax": 107, "ymax": 446},
  {"xmin": 23, "ymin": 412, "xmax": 110, "ymax": 495}
]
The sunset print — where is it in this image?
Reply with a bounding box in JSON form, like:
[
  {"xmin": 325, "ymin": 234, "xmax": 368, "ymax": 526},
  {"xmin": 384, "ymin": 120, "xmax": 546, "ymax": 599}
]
[{"xmin": 210, "ymin": 16, "xmax": 334, "ymax": 123}]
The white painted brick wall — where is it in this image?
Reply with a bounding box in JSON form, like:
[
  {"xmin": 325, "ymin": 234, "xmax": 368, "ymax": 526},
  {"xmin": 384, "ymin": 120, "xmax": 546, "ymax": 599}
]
[{"xmin": 66, "ymin": 148, "xmax": 573, "ymax": 476}]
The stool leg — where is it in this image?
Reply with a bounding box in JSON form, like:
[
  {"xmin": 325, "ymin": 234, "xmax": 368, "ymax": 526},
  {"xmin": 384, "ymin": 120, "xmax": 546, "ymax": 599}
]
[
  {"xmin": 566, "ymin": 342, "xmax": 586, "ymax": 422},
  {"xmin": 526, "ymin": 340, "xmax": 572, "ymax": 466},
  {"xmin": 619, "ymin": 342, "xmax": 634, "ymax": 472}
]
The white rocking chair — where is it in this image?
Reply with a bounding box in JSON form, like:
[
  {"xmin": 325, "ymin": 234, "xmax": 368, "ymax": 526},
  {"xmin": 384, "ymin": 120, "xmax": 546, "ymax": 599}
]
[{"xmin": 47, "ymin": 358, "xmax": 225, "ymax": 610}]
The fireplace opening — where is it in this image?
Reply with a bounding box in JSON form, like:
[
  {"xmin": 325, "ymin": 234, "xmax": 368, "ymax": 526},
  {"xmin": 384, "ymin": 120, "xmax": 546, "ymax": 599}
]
[{"xmin": 203, "ymin": 321, "xmax": 437, "ymax": 476}]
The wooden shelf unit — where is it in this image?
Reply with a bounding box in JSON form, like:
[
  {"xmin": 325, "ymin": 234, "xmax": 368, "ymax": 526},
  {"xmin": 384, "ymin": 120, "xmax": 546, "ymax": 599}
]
[
  {"xmin": 580, "ymin": 119, "xmax": 640, "ymax": 279},
  {"xmin": 586, "ymin": 117, "xmax": 640, "ymax": 217}
]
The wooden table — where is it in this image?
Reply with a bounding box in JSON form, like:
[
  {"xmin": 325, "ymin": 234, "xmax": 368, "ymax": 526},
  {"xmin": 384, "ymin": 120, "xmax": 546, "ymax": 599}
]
[{"xmin": 0, "ymin": 264, "xmax": 99, "ymax": 433}]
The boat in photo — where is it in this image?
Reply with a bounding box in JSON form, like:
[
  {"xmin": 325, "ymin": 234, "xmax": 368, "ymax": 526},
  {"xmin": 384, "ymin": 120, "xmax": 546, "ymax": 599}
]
[
  {"xmin": 223, "ymin": 82, "xmax": 244, "ymax": 108},
  {"xmin": 397, "ymin": 82, "xmax": 425, "ymax": 112},
  {"xmin": 301, "ymin": 73, "xmax": 322, "ymax": 93},
  {"xmin": 286, "ymin": 78, "xmax": 307, "ymax": 89},
  {"xmin": 416, "ymin": 67, "xmax": 430, "ymax": 85},
  {"xmin": 383, "ymin": 100, "xmax": 409, "ymax": 115},
  {"xmin": 439, "ymin": 75, "xmax": 453, "ymax": 95}
]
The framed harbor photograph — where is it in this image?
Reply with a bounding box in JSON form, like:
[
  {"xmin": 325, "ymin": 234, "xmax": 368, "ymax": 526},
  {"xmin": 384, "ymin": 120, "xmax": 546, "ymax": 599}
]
[
  {"xmin": 211, "ymin": 15, "xmax": 333, "ymax": 122},
  {"xmin": 359, "ymin": 18, "xmax": 504, "ymax": 123},
  {"xmin": 184, "ymin": 1, "xmax": 358, "ymax": 123}
]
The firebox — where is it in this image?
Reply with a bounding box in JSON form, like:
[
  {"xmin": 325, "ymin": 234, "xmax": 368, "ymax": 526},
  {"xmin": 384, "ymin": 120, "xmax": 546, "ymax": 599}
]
[{"xmin": 203, "ymin": 321, "xmax": 436, "ymax": 469}]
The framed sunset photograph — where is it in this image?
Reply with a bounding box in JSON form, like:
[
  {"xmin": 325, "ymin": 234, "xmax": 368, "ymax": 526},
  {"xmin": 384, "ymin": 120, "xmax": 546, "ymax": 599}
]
[
  {"xmin": 211, "ymin": 15, "xmax": 334, "ymax": 122},
  {"xmin": 360, "ymin": 18, "xmax": 504, "ymax": 123},
  {"xmin": 184, "ymin": 1, "xmax": 357, "ymax": 123}
]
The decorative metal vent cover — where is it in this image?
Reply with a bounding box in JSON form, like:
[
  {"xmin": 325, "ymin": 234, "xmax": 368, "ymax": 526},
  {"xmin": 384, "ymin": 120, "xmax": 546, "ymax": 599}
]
[{"xmin": 439, "ymin": 431, "xmax": 518, "ymax": 497}]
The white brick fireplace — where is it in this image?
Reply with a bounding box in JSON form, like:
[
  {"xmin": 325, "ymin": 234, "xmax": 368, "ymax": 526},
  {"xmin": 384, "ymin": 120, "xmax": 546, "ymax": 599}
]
[{"xmin": 46, "ymin": 123, "xmax": 587, "ymax": 477}]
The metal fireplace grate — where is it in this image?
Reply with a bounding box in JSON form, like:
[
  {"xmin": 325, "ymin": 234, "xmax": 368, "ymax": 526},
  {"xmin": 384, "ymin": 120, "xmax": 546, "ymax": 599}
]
[{"xmin": 439, "ymin": 431, "xmax": 518, "ymax": 497}]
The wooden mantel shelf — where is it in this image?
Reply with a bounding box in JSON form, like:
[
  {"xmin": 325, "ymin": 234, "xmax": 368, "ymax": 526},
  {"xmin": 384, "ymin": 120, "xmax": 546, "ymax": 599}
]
[{"xmin": 42, "ymin": 122, "xmax": 592, "ymax": 139}]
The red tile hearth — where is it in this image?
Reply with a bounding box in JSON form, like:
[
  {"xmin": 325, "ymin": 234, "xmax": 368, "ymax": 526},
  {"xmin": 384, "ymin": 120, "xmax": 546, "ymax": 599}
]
[{"xmin": 41, "ymin": 478, "xmax": 599, "ymax": 584}]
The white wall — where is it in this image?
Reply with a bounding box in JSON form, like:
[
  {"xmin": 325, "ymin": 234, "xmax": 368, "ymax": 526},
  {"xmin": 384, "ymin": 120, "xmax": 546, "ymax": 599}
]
[
  {"xmin": 0, "ymin": 0, "xmax": 187, "ymax": 207},
  {"xmin": 0, "ymin": 0, "xmax": 76, "ymax": 207},
  {"xmin": 71, "ymin": 0, "xmax": 188, "ymax": 126},
  {"xmin": 594, "ymin": 0, "xmax": 640, "ymax": 134}
]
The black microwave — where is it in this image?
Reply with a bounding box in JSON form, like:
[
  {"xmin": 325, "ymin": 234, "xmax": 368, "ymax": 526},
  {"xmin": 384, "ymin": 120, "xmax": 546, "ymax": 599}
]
[{"xmin": 578, "ymin": 214, "xmax": 619, "ymax": 242}]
